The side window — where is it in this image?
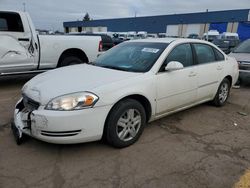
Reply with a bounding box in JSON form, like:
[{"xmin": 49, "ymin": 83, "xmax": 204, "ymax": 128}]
[
  {"xmin": 0, "ymin": 12, "xmax": 24, "ymax": 32},
  {"xmin": 161, "ymin": 43, "xmax": 193, "ymax": 71},
  {"xmin": 214, "ymin": 48, "xmax": 225, "ymax": 61},
  {"xmin": 0, "ymin": 18, "xmax": 8, "ymax": 31},
  {"xmin": 193, "ymin": 43, "xmax": 216, "ymax": 64}
]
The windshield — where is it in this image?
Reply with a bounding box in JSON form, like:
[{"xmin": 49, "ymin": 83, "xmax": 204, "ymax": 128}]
[
  {"xmin": 233, "ymin": 40, "xmax": 250, "ymax": 53},
  {"xmin": 94, "ymin": 42, "xmax": 168, "ymax": 72}
]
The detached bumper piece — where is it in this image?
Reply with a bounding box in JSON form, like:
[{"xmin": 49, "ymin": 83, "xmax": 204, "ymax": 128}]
[{"xmin": 12, "ymin": 96, "xmax": 40, "ymax": 145}]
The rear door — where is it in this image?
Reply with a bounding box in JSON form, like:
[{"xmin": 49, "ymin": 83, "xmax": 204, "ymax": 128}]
[
  {"xmin": 0, "ymin": 12, "xmax": 37, "ymax": 73},
  {"xmin": 192, "ymin": 43, "xmax": 224, "ymax": 101}
]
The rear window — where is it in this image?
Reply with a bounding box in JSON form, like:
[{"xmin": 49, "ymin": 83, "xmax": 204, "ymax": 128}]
[{"xmin": 0, "ymin": 12, "xmax": 24, "ymax": 32}]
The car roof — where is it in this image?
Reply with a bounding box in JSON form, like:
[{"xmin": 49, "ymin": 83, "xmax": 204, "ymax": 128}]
[{"xmin": 127, "ymin": 38, "xmax": 210, "ymax": 44}]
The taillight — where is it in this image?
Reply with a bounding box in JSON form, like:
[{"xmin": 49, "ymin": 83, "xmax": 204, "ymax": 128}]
[{"xmin": 98, "ymin": 41, "xmax": 103, "ymax": 52}]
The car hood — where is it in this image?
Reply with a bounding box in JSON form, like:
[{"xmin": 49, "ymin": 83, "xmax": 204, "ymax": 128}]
[
  {"xmin": 229, "ymin": 52, "xmax": 250, "ymax": 62},
  {"xmin": 22, "ymin": 64, "xmax": 141, "ymax": 105}
]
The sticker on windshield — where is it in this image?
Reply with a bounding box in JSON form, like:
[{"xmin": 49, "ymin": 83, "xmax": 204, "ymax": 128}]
[{"xmin": 142, "ymin": 48, "xmax": 160, "ymax": 53}]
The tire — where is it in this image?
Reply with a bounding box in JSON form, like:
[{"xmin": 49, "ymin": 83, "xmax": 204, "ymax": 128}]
[
  {"xmin": 104, "ymin": 99, "xmax": 146, "ymax": 148},
  {"xmin": 59, "ymin": 56, "xmax": 84, "ymax": 67},
  {"xmin": 235, "ymin": 77, "xmax": 241, "ymax": 86},
  {"xmin": 212, "ymin": 78, "xmax": 231, "ymax": 107}
]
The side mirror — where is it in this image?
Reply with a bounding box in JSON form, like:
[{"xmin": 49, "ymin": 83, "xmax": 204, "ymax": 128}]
[{"xmin": 165, "ymin": 61, "xmax": 184, "ymax": 71}]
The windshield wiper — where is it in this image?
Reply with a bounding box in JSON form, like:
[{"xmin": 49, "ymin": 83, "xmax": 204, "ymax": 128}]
[
  {"xmin": 98, "ymin": 65, "xmax": 127, "ymax": 71},
  {"xmin": 86, "ymin": 61, "xmax": 95, "ymax": 65}
]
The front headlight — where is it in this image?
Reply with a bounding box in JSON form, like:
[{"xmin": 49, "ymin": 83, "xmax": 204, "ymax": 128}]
[{"xmin": 45, "ymin": 92, "xmax": 99, "ymax": 111}]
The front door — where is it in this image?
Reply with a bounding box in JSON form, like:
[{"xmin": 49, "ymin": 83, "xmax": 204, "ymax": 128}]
[
  {"xmin": 0, "ymin": 12, "xmax": 37, "ymax": 73},
  {"xmin": 156, "ymin": 43, "xmax": 198, "ymax": 116}
]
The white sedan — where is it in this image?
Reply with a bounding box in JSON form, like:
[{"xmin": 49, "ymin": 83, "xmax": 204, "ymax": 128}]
[{"xmin": 12, "ymin": 38, "xmax": 239, "ymax": 148}]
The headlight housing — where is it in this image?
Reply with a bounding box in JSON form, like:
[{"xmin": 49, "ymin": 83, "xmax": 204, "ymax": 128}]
[{"xmin": 45, "ymin": 92, "xmax": 99, "ymax": 111}]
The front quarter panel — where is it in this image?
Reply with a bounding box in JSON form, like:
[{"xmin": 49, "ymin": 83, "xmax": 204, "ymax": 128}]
[{"xmin": 93, "ymin": 73, "xmax": 156, "ymax": 120}]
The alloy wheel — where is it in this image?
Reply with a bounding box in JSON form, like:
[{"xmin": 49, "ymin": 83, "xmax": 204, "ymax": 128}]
[
  {"xmin": 116, "ymin": 109, "xmax": 141, "ymax": 142},
  {"xmin": 219, "ymin": 82, "xmax": 229, "ymax": 103}
]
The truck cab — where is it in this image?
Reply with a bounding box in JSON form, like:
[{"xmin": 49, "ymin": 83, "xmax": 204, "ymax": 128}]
[{"xmin": 0, "ymin": 11, "xmax": 39, "ymax": 73}]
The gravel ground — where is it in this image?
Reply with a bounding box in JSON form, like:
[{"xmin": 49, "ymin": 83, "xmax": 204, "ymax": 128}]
[{"xmin": 0, "ymin": 74, "xmax": 250, "ymax": 188}]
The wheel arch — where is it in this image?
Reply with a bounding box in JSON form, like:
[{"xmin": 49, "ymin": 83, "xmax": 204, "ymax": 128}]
[
  {"xmin": 102, "ymin": 94, "xmax": 152, "ymax": 141},
  {"xmin": 225, "ymin": 75, "xmax": 232, "ymax": 87},
  {"xmin": 57, "ymin": 48, "xmax": 89, "ymax": 67},
  {"xmin": 122, "ymin": 94, "xmax": 152, "ymax": 122},
  {"xmin": 104, "ymin": 93, "xmax": 152, "ymax": 126}
]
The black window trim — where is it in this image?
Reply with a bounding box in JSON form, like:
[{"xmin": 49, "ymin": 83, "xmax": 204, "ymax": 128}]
[{"xmin": 212, "ymin": 47, "xmax": 225, "ymax": 62}]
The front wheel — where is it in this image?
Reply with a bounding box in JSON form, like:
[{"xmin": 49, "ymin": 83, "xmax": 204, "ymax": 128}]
[
  {"xmin": 104, "ymin": 99, "xmax": 146, "ymax": 148},
  {"xmin": 212, "ymin": 78, "xmax": 230, "ymax": 106}
]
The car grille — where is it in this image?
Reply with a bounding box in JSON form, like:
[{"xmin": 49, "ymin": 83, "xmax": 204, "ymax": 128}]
[
  {"xmin": 40, "ymin": 130, "xmax": 81, "ymax": 137},
  {"xmin": 22, "ymin": 95, "xmax": 40, "ymax": 111}
]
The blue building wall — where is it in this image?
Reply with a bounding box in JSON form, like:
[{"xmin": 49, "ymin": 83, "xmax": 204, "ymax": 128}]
[
  {"xmin": 209, "ymin": 23, "xmax": 228, "ymax": 33},
  {"xmin": 64, "ymin": 9, "xmax": 250, "ymax": 33},
  {"xmin": 238, "ymin": 22, "xmax": 250, "ymax": 40}
]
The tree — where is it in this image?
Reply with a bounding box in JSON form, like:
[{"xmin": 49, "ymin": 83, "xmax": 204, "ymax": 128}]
[{"xmin": 83, "ymin": 13, "xmax": 90, "ymax": 21}]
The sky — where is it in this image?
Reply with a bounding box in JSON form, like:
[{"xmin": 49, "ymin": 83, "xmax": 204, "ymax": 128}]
[{"xmin": 0, "ymin": 0, "xmax": 249, "ymax": 31}]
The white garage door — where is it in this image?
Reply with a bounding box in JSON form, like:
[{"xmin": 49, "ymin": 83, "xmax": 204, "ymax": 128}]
[
  {"xmin": 166, "ymin": 25, "xmax": 179, "ymax": 37},
  {"xmin": 186, "ymin": 24, "xmax": 201, "ymax": 37}
]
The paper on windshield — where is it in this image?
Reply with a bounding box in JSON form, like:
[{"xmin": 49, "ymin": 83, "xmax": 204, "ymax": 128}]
[{"xmin": 142, "ymin": 48, "xmax": 160, "ymax": 53}]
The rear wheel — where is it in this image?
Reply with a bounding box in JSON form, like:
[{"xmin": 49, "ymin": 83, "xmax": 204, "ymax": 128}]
[
  {"xmin": 59, "ymin": 56, "xmax": 85, "ymax": 67},
  {"xmin": 212, "ymin": 78, "xmax": 230, "ymax": 106},
  {"xmin": 105, "ymin": 99, "xmax": 146, "ymax": 148}
]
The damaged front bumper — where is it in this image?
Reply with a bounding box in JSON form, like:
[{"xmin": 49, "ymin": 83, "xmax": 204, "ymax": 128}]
[
  {"xmin": 12, "ymin": 97, "xmax": 112, "ymax": 145},
  {"xmin": 12, "ymin": 97, "xmax": 47, "ymax": 144}
]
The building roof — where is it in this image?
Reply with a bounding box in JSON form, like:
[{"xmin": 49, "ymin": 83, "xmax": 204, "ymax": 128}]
[{"xmin": 64, "ymin": 9, "xmax": 250, "ymax": 33}]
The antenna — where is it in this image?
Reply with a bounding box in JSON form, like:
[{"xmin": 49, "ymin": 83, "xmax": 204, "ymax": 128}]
[{"xmin": 23, "ymin": 2, "xmax": 26, "ymax": 12}]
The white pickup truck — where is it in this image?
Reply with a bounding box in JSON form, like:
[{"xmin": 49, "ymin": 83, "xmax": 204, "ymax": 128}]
[{"xmin": 0, "ymin": 11, "xmax": 102, "ymax": 75}]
